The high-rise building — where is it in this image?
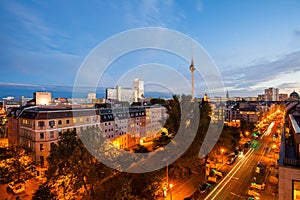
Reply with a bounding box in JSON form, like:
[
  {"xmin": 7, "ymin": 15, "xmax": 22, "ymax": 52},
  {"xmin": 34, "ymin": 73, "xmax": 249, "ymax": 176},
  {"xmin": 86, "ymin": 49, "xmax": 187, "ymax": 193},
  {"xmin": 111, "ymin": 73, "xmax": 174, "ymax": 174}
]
[
  {"xmin": 34, "ymin": 92, "xmax": 52, "ymax": 105},
  {"xmin": 264, "ymin": 87, "xmax": 279, "ymax": 101},
  {"xmin": 133, "ymin": 78, "xmax": 144, "ymax": 101},
  {"xmin": 106, "ymin": 86, "xmax": 136, "ymax": 103}
]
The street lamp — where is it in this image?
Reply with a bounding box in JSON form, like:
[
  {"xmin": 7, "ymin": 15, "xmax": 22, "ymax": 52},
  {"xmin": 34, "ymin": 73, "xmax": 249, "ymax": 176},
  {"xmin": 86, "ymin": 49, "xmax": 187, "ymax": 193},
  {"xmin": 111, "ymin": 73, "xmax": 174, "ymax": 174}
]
[
  {"xmin": 169, "ymin": 183, "xmax": 173, "ymax": 200},
  {"xmin": 221, "ymin": 148, "xmax": 224, "ymax": 163},
  {"xmin": 245, "ymin": 131, "xmax": 249, "ymax": 137}
]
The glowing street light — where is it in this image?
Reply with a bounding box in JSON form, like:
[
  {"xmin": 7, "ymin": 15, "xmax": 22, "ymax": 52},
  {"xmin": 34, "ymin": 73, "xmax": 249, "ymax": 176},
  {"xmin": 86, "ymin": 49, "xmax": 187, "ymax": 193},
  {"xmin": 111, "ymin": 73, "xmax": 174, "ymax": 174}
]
[
  {"xmin": 221, "ymin": 148, "xmax": 224, "ymax": 163},
  {"xmin": 245, "ymin": 131, "xmax": 249, "ymax": 137},
  {"xmin": 169, "ymin": 183, "xmax": 173, "ymax": 200}
]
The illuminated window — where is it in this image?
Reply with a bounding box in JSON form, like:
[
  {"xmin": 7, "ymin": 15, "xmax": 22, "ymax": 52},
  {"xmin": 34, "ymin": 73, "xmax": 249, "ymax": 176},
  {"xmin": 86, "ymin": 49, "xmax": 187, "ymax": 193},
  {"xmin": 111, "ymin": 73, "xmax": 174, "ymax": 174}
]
[
  {"xmin": 294, "ymin": 180, "xmax": 300, "ymax": 200},
  {"xmin": 40, "ymin": 144, "xmax": 44, "ymax": 151}
]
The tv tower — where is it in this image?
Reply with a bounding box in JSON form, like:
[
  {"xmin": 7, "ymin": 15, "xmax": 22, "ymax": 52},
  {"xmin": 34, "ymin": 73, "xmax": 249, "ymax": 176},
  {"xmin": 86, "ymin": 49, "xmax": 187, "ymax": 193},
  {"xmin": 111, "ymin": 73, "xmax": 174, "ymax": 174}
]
[{"xmin": 189, "ymin": 48, "xmax": 196, "ymax": 99}]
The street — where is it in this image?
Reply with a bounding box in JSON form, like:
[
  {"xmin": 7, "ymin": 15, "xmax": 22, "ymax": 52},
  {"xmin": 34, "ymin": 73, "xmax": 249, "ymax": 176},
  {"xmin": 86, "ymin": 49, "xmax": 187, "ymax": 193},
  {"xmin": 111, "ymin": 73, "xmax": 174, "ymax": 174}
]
[{"xmin": 204, "ymin": 121, "xmax": 279, "ymax": 200}]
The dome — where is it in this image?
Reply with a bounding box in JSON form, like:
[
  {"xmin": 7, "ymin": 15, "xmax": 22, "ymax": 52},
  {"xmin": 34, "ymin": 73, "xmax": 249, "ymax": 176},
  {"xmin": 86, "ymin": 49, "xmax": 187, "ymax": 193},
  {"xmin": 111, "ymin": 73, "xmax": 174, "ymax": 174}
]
[{"xmin": 289, "ymin": 90, "xmax": 299, "ymax": 100}]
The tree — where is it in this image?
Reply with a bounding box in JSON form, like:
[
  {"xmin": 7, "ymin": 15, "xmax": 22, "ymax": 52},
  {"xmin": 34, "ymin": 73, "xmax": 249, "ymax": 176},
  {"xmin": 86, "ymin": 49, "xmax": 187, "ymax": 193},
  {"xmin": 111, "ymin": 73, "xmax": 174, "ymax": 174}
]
[
  {"xmin": 164, "ymin": 95, "xmax": 181, "ymax": 135},
  {"xmin": 240, "ymin": 119, "xmax": 255, "ymax": 135},
  {"xmin": 0, "ymin": 146, "xmax": 35, "ymax": 183},
  {"xmin": 150, "ymin": 98, "xmax": 166, "ymax": 106},
  {"xmin": 40, "ymin": 129, "xmax": 115, "ymax": 199},
  {"xmin": 152, "ymin": 132, "xmax": 171, "ymax": 149},
  {"xmin": 32, "ymin": 183, "xmax": 57, "ymax": 200},
  {"xmin": 133, "ymin": 144, "xmax": 150, "ymax": 153}
]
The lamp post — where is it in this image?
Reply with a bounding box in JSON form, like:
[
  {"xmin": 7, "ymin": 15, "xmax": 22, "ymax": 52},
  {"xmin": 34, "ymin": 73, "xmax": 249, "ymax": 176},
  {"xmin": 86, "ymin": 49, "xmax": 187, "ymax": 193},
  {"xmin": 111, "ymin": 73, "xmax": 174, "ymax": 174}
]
[
  {"xmin": 166, "ymin": 162, "xmax": 169, "ymax": 187},
  {"xmin": 169, "ymin": 183, "xmax": 173, "ymax": 200},
  {"xmin": 221, "ymin": 148, "xmax": 224, "ymax": 163}
]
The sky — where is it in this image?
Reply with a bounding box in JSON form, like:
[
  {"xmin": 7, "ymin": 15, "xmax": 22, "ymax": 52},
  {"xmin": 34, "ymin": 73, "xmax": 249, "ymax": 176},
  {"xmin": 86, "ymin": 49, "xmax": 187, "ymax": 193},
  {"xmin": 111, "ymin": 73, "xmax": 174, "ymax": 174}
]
[{"xmin": 0, "ymin": 0, "xmax": 300, "ymax": 98}]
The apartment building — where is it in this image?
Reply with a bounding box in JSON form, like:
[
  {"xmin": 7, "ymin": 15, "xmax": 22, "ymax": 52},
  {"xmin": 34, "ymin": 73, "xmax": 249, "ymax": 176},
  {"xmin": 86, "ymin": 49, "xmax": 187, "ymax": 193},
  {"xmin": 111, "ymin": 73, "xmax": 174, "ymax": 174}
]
[
  {"xmin": 225, "ymin": 102, "xmax": 260, "ymax": 124},
  {"xmin": 279, "ymin": 102, "xmax": 300, "ymax": 200},
  {"xmin": 7, "ymin": 104, "xmax": 167, "ymax": 176}
]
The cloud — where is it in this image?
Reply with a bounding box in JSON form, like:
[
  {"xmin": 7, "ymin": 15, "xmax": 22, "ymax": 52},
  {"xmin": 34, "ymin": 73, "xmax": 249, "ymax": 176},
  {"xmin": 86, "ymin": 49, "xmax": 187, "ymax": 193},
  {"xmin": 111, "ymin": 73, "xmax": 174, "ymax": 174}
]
[
  {"xmin": 0, "ymin": 82, "xmax": 39, "ymax": 87},
  {"xmin": 4, "ymin": 2, "xmax": 54, "ymax": 46},
  {"xmin": 196, "ymin": 0, "xmax": 203, "ymax": 13},
  {"xmin": 294, "ymin": 29, "xmax": 300, "ymax": 36},
  {"xmin": 123, "ymin": 0, "xmax": 184, "ymax": 28},
  {"xmin": 222, "ymin": 50, "xmax": 300, "ymax": 95}
]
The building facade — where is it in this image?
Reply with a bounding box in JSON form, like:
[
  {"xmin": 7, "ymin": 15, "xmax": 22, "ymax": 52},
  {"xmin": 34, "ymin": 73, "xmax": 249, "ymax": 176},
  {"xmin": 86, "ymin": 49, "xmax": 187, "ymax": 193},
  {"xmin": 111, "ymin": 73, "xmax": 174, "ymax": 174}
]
[
  {"xmin": 8, "ymin": 104, "xmax": 166, "ymax": 176},
  {"xmin": 279, "ymin": 102, "xmax": 300, "ymax": 200},
  {"xmin": 133, "ymin": 78, "xmax": 144, "ymax": 101},
  {"xmin": 265, "ymin": 87, "xmax": 279, "ymax": 101},
  {"xmin": 106, "ymin": 86, "xmax": 136, "ymax": 103},
  {"xmin": 34, "ymin": 92, "xmax": 52, "ymax": 105},
  {"xmin": 225, "ymin": 101, "xmax": 260, "ymax": 124}
]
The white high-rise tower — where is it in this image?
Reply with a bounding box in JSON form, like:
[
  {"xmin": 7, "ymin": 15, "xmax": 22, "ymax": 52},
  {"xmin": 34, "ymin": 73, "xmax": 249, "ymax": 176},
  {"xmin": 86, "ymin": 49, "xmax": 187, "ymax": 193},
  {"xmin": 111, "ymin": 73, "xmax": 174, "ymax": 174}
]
[{"xmin": 133, "ymin": 78, "xmax": 144, "ymax": 101}]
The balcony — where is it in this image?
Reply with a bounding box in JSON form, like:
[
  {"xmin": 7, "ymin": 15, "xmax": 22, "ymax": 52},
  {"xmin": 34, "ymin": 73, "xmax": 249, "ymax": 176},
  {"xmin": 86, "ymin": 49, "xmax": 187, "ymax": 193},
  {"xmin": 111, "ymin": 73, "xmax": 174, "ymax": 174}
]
[{"xmin": 283, "ymin": 157, "xmax": 300, "ymax": 167}]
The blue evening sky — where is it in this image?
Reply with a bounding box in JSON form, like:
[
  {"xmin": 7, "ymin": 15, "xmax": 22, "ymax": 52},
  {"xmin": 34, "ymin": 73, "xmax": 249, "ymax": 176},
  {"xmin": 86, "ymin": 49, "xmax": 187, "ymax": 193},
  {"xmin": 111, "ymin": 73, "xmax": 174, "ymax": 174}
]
[{"xmin": 0, "ymin": 0, "xmax": 300, "ymax": 98}]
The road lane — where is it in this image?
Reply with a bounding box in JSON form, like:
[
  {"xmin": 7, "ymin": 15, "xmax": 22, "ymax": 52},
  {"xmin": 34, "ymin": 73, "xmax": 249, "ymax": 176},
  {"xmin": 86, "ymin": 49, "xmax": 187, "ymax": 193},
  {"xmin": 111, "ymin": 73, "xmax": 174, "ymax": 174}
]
[{"xmin": 205, "ymin": 122, "xmax": 277, "ymax": 200}]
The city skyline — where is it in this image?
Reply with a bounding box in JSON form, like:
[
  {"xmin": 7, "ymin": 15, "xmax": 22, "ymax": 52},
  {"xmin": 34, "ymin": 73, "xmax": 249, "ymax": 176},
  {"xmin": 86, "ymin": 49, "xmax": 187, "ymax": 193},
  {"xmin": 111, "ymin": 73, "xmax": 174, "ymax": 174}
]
[{"xmin": 1, "ymin": 0, "xmax": 300, "ymax": 97}]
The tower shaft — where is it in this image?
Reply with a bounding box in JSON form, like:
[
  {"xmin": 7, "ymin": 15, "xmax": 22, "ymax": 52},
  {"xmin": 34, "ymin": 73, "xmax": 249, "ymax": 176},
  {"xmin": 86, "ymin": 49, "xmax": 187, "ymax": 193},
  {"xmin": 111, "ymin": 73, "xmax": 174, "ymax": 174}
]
[{"xmin": 191, "ymin": 70, "xmax": 195, "ymax": 99}]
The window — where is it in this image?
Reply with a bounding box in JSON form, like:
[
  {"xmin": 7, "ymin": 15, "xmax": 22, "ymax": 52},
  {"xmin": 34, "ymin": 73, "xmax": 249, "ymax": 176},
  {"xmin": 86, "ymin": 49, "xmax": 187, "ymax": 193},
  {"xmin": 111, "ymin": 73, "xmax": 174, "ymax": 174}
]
[
  {"xmin": 40, "ymin": 156, "xmax": 44, "ymax": 166},
  {"xmin": 58, "ymin": 120, "xmax": 62, "ymax": 125},
  {"xmin": 58, "ymin": 130, "xmax": 62, "ymax": 136},
  {"xmin": 49, "ymin": 120, "xmax": 55, "ymax": 127},
  {"xmin": 66, "ymin": 119, "xmax": 70, "ymax": 124},
  {"xmin": 50, "ymin": 131, "xmax": 54, "ymax": 139},
  {"xmin": 293, "ymin": 180, "xmax": 300, "ymax": 200},
  {"xmin": 92, "ymin": 116, "xmax": 98, "ymax": 122},
  {"xmin": 38, "ymin": 121, "xmax": 45, "ymax": 127},
  {"xmin": 40, "ymin": 133, "xmax": 44, "ymax": 139},
  {"xmin": 40, "ymin": 144, "xmax": 44, "ymax": 151}
]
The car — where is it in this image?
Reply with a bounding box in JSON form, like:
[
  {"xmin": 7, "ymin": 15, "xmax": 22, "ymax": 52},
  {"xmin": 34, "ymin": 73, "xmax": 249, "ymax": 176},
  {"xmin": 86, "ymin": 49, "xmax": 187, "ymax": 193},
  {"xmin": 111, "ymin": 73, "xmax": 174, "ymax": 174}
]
[
  {"xmin": 199, "ymin": 183, "xmax": 211, "ymax": 194},
  {"xmin": 244, "ymin": 141, "xmax": 252, "ymax": 148},
  {"xmin": 13, "ymin": 183, "xmax": 25, "ymax": 194},
  {"xmin": 226, "ymin": 155, "xmax": 237, "ymax": 165},
  {"xmin": 7, "ymin": 181, "xmax": 14, "ymax": 191},
  {"xmin": 7, "ymin": 181, "xmax": 25, "ymax": 194}
]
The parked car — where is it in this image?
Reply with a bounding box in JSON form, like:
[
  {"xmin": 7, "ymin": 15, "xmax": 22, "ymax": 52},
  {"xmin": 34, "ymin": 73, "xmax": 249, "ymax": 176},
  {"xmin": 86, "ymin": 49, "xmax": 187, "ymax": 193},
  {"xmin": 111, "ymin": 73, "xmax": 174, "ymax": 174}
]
[
  {"xmin": 13, "ymin": 183, "xmax": 25, "ymax": 194},
  {"xmin": 7, "ymin": 181, "xmax": 25, "ymax": 194},
  {"xmin": 244, "ymin": 141, "xmax": 252, "ymax": 148},
  {"xmin": 227, "ymin": 154, "xmax": 237, "ymax": 165},
  {"xmin": 199, "ymin": 183, "xmax": 211, "ymax": 194}
]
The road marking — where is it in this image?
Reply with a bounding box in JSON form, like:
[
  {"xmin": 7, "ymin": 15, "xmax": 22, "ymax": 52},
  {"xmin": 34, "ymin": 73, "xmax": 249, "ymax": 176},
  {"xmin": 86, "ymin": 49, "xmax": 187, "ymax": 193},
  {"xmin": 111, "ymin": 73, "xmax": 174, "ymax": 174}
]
[
  {"xmin": 232, "ymin": 177, "xmax": 239, "ymax": 180},
  {"xmin": 205, "ymin": 148, "xmax": 255, "ymax": 200},
  {"xmin": 230, "ymin": 192, "xmax": 244, "ymax": 199}
]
